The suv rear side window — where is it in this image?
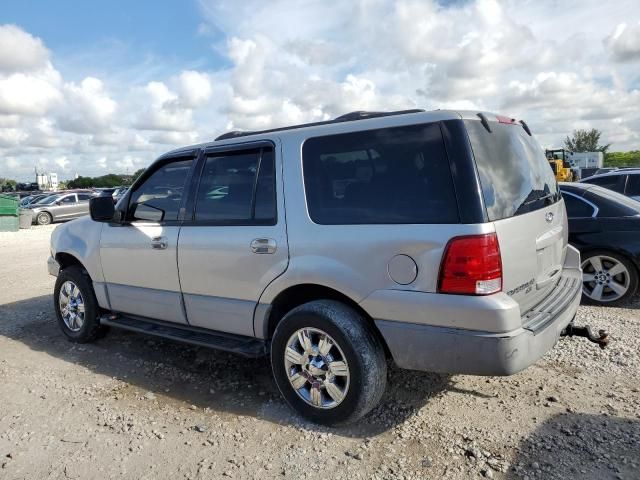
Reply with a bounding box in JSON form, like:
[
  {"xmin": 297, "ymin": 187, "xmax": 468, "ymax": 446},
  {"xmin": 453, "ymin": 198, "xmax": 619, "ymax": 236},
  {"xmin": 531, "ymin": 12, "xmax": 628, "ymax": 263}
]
[
  {"xmin": 194, "ymin": 148, "xmax": 276, "ymax": 224},
  {"xmin": 302, "ymin": 123, "xmax": 459, "ymax": 224},
  {"xmin": 465, "ymin": 120, "xmax": 560, "ymax": 221}
]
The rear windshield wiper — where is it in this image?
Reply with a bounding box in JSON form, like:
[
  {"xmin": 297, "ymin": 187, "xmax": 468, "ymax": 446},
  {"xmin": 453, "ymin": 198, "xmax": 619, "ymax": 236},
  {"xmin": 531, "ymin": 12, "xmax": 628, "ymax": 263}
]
[{"xmin": 515, "ymin": 189, "xmax": 555, "ymax": 214}]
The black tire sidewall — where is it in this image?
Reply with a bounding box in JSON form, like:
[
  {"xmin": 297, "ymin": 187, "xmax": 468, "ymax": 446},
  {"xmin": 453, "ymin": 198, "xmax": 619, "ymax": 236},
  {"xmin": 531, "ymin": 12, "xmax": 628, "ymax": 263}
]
[
  {"xmin": 54, "ymin": 266, "xmax": 101, "ymax": 342},
  {"xmin": 581, "ymin": 250, "xmax": 639, "ymax": 306},
  {"xmin": 271, "ymin": 302, "xmax": 385, "ymax": 425}
]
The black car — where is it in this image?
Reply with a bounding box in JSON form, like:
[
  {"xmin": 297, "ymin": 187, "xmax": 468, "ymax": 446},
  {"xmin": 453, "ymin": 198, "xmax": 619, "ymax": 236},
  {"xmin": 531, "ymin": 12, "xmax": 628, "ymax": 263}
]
[
  {"xmin": 580, "ymin": 169, "xmax": 640, "ymax": 202},
  {"xmin": 560, "ymin": 182, "xmax": 640, "ymax": 305}
]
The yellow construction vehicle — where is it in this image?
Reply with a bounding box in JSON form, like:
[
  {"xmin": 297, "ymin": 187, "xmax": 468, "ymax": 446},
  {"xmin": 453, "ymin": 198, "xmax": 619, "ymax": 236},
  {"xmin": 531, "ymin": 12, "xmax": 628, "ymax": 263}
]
[{"xmin": 546, "ymin": 149, "xmax": 574, "ymax": 182}]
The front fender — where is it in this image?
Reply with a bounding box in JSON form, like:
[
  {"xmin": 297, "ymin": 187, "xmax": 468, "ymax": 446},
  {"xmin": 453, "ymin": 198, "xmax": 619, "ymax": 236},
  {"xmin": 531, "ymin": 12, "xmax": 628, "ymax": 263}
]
[{"xmin": 51, "ymin": 217, "xmax": 104, "ymax": 282}]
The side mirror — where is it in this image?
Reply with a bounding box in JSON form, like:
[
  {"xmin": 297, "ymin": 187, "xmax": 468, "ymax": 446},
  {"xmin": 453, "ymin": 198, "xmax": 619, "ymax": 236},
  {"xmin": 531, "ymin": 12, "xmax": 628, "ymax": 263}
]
[{"xmin": 90, "ymin": 196, "xmax": 116, "ymax": 222}]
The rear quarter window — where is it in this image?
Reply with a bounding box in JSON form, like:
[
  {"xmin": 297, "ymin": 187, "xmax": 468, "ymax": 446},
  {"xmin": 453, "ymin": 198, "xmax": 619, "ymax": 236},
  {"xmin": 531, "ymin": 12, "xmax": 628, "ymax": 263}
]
[
  {"xmin": 302, "ymin": 123, "xmax": 459, "ymax": 225},
  {"xmin": 464, "ymin": 120, "xmax": 560, "ymax": 221}
]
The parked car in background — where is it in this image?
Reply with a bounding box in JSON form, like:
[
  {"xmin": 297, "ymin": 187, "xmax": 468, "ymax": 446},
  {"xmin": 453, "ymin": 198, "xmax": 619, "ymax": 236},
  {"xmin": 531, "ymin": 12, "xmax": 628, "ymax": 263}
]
[
  {"xmin": 48, "ymin": 109, "xmax": 585, "ymax": 425},
  {"xmin": 593, "ymin": 167, "xmax": 618, "ymax": 176},
  {"xmin": 28, "ymin": 192, "xmax": 96, "ymax": 225},
  {"xmin": 20, "ymin": 193, "xmax": 49, "ymax": 207},
  {"xmin": 560, "ymin": 182, "xmax": 640, "ymax": 305},
  {"xmin": 580, "ymin": 169, "xmax": 640, "ymax": 201}
]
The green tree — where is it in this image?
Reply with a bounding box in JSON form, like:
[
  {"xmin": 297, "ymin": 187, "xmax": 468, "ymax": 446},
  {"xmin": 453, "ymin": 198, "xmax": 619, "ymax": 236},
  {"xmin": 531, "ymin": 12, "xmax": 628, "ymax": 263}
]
[
  {"xmin": 130, "ymin": 168, "xmax": 146, "ymax": 184},
  {"xmin": 564, "ymin": 128, "xmax": 611, "ymax": 154},
  {"xmin": 604, "ymin": 151, "xmax": 640, "ymax": 168}
]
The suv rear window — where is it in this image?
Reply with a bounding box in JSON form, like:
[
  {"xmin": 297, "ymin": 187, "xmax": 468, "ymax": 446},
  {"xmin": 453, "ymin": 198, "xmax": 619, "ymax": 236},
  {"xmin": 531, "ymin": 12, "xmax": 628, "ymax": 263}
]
[
  {"xmin": 302, "ymin": 123, "xmax": 459, "ymax": 225},
  {"xmin": 464, "ymin": 120, "xmax": 560, "ymax": 221}
]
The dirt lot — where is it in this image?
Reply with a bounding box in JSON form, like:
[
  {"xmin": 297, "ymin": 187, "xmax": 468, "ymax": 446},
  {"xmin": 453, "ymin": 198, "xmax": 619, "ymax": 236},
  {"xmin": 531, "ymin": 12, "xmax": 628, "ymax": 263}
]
[{"xmin": 0, "ymin": 225, "xmax": 639, "ymax": 480}]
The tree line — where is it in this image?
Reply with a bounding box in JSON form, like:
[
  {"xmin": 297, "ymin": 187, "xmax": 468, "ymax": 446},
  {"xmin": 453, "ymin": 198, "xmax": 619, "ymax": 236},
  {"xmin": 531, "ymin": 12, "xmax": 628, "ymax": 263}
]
[
  {"xmin": 564, "ymin": 128, "xmax": 639, "ymax": 168},
  {"xmin": 66, "ymin": 169, "xmax": 145, "ymax": 189}
]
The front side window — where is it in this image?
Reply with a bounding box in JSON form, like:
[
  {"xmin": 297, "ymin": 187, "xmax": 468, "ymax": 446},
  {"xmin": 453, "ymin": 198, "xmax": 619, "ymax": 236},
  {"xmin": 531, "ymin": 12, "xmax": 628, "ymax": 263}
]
[
  {"xmin": 194, "ymin": 147, "xmax": 276, "ymax": 224},
  {"xmin": 128, "ymin": 158, "xmax": 193, "ymax": 222},
  {"xmin": 302, "ymin": 123, "xmax": 459, "ymax": 224},
  {"xmin": 59, "ymin": 195, "xmax": 76, "ymax": 204},
  {"xmin": 77, "ymin": 193, "xmax": 93, "ymax": 201}
]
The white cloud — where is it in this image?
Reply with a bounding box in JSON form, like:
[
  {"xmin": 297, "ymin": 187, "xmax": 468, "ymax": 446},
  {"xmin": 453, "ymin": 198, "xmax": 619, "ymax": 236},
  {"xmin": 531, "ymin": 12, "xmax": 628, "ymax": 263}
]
[
  {"xmin": 175, "ymin": 70, "xmax": 213, "ymax": 108},
  {"xmin": 57, "ymin": 77, "xmax": 117, "ymax": 133},
  {"xmin": 0, "ymin": 24, "xmax": 50, "ymax": 73},
  {"xmin": 605, "ymin": 22, "xmax": 640, "ymax": 61},
  {"xmin": 2, "ymin": 3, "xmax": 640, "ymax": 180}
]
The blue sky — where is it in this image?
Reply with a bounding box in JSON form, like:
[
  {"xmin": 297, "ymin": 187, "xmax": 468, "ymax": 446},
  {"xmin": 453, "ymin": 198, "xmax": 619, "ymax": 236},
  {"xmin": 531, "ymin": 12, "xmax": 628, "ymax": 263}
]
[
  {"xmin": 2, "ymin": 0, "xmax": 227, "ymax": 80},
  {"xmin": 0, "ymin": 0, "xmax": 639, "ymax": 180}
]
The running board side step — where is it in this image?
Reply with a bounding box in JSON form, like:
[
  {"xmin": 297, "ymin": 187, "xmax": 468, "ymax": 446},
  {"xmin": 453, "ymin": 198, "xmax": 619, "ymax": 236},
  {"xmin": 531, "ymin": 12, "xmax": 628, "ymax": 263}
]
[{"xmin": 100, "ymin": 314, "xmax": 267, "ymax": 357}]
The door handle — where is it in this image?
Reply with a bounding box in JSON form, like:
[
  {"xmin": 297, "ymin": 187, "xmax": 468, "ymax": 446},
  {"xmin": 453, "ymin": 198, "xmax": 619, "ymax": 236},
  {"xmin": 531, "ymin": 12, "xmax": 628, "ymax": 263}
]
[
  {"xmin": 151, "ymin": 236, "xmax": 168, "ymax": 250},
  {"xmin": 250, "ymin": 238, "xmax": 277, "ymax": 254}
]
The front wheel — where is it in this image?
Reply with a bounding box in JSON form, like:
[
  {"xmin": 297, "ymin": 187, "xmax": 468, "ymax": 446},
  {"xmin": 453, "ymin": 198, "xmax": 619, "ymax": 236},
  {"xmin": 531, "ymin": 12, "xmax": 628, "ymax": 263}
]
[
  {"xmin": 36, "ymin": 212, "xmax": 52, "ymax": 225},
  {"xmin": 54, "ymin": 266, "xmax": 104, "ymax": 342},
  {"xmin": 271, "ymin": 300, "xmax": 387, "ymax": 425},
  {"xmin": 581, "ymin": 251, "xmax": 638, "ymax": 306}
]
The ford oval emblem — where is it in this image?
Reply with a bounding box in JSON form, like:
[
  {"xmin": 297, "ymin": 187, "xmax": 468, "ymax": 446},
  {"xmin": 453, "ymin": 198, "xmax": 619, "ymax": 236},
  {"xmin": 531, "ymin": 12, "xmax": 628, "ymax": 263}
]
[{"xmin": 545, "ymin": 212, "xmax": 554, "ymax": 223}]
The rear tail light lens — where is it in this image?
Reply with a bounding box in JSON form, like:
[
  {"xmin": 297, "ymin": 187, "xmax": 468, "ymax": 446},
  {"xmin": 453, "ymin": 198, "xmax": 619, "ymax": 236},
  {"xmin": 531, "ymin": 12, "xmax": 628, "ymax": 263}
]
[{"xmin": 438, "ymin": 233, "xmax": 502, "ymax": 295}]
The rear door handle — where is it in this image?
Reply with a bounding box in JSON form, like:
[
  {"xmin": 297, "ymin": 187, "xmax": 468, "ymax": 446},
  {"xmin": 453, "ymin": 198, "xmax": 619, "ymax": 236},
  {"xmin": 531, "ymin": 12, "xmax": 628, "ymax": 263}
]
[
  {"xmin": 250, "ymin": 238, "xmax": 277, "ymax": 254},
  {"xmin": 151, "ymin": 236, "xmax": 168, "ymax": 250}
]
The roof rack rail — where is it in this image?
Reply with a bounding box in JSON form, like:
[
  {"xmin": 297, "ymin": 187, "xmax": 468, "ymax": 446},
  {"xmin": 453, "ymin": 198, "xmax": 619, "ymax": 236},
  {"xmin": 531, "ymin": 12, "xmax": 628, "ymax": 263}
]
[{"xmin": 214, "ymin": 108, "xmax": 426, "ymax": 141}]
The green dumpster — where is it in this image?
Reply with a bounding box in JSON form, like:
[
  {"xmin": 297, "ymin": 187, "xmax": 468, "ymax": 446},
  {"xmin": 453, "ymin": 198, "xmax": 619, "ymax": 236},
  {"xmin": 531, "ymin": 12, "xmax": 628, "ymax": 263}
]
[{"xmin": 0, "ymin": 194, "xmax": 19, "ymax": 232}]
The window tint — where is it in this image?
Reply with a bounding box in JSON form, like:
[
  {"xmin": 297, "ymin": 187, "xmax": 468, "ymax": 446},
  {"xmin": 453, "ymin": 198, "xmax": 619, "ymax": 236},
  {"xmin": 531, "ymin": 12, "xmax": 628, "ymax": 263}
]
[
  {"xmin": 562, "ymin": 193, "xmax": 594, "ymax": 217},
  {"xmin": 254, "ymin": 149, "xmax": 276, "ymax": 221},
  {"xmin": 194, "ymin": 148, "xmax": 275, "ymax": 223},
  {"xmin": 625, "ymin": 174, "xmax": 640, "ymax": 196},
  {"xmin": 59, "ymin": 195, "xmax": 76, "ymax": 204},
  {"xmin": 583, "ymin": 174, "xmax": 624, "ymax": 193},
  {"xmin": 464, "ymin": 120, "xmax": 560, "ymax": 221},
  {"xmin": 302, "ymin": 123, "xmax": 459, "ymax": 224},
  {"xmin": 584, "ymin": 186, "xmax": 640, "ymax": 217},
  {"xmin": 77, "ymin": 193, "xmax": 93, "ymax": 201},
  {"xmin": 128, "ymin": 159, "xmax": 193, "ymax": 222}
]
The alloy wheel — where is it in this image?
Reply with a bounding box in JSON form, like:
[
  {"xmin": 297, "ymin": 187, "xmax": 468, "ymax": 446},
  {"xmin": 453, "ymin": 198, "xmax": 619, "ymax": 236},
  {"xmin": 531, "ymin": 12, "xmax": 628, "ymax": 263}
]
[
  {"xmin": 581, "ymin": 255, "xmax": 630, "ymax": 303},
  {"xmin": 283, "ymin": 327, "xmax": 350, "ymax": 409},
  {"xmin": 58, "ymin": 280, "xmax": 86, "ymax": 332}
]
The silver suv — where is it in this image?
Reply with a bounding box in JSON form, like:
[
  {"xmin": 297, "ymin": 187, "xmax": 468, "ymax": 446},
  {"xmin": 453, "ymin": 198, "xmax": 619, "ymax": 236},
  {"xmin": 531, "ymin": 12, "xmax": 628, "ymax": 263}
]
[{"xmin": 48, "ymin": 110, "xmax": 582, "ymax": 424}]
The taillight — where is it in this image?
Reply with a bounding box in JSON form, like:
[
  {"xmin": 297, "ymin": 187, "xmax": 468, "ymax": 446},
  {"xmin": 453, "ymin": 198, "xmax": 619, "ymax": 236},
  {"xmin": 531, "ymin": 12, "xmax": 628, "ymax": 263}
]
[{"xmin": 438, "ymin": 233, "xmax": 502, "ymax": 295}]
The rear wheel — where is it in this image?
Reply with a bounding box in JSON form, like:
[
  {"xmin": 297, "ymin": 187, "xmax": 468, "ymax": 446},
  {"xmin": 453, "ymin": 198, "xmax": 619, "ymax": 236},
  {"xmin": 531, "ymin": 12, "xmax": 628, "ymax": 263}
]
[
  {"xmin": 271, "ymin": 300, "xmax": 386, "ymax": 425},
  {"xmin": 581, "ymin": 251, "xmax": 638, "ymax": 306},
  {"xmin": 36, "ymin": 212, "xmax": 52, "ymax": 225},
  {"xmin": 54, "ymin": 266, "xmax": 104, "ymax": 342}
]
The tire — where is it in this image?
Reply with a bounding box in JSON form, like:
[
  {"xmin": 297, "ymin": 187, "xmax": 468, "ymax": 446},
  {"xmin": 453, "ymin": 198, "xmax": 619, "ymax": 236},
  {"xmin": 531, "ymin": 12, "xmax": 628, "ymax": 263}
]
[
  {"xmin": 271, "ymin": 300, "xmax": 386, "ymax": 425},
  {"xmin": 581, "ymin": 250, "xmax": 638, "ymax": 306},
  {"xmin": 54, "ymin": 265, "xmax": 104, "ymax": 342},
  {"xmin": 36, "ymin": 212, "xmax": 52, "ymax": 225}
]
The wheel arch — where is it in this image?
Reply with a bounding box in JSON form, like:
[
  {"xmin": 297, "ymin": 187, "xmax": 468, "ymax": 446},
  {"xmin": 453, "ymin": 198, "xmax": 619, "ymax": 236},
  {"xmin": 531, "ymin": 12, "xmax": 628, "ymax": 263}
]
[
  {"xmin": 260, "ymin": 283, "xmax": 391, "ymax": 357},
  {"xmin": 56, "ymin": 252, "xmax": 86, "ymax": 273},
  {"xmin": 579, "ymin": 245, "xmax": 640, "ymax": 273}
]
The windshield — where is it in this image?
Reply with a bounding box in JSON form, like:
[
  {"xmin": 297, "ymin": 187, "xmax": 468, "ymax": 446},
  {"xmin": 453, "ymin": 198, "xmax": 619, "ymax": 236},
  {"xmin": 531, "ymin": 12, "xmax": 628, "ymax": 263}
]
[
  {"xmin": 35, "ymin": 195, "xmax": 59, "ymax": 205},
  {"xmin": 464, "ymin": 120, "xmax": 560, "ymax": 221}
]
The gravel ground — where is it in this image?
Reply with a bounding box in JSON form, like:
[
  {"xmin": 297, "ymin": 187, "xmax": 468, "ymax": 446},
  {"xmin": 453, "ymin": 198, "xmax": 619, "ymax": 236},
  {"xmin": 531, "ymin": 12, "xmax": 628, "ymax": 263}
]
[{"xmin": 0, "ymin": 224, "xmax": 638, "ymax": 479}]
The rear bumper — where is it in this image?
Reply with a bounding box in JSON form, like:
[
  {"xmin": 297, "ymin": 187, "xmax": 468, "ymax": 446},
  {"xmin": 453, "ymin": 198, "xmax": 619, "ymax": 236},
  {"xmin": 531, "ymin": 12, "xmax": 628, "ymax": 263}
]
[{"xmin": 369, "ymin": 245, "xmax": 582, "ymax": 376}]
